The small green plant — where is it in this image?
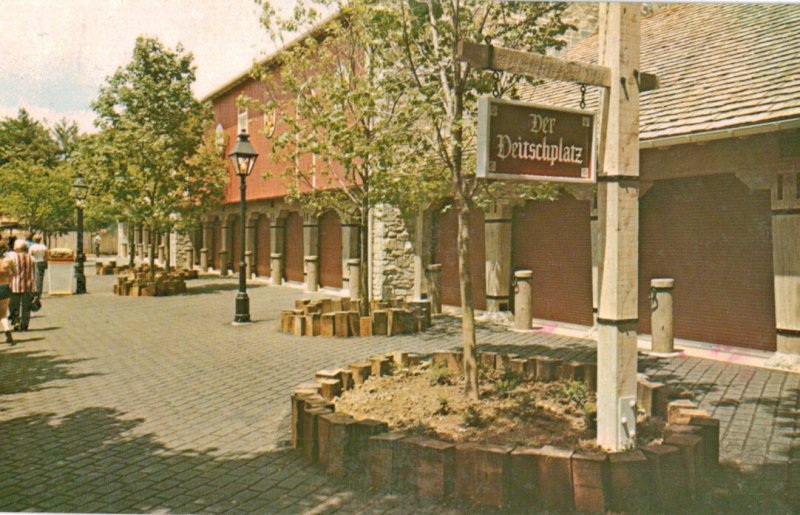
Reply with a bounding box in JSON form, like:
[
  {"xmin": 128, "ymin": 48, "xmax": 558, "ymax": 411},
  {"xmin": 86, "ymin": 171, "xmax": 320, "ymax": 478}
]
[
  {"xmin": 435, "ymin": 396, "xmax": 451, "ymax": 415},
  {"xmin": 463, "ymin": 404, "xmax": 484, "ymax": 428},
  {"xmin": 512, "ymin": 393, "xmax": 537, "ymax": 417},
  {"xmin": 495, "ymin": 369, "xmax": 523, "ymax": 395},
  {"xmin": 558, "ymin": 379, "xmax": 589, "ymax": 409},
  {"xmin": 428, "ymin": 361, "xmax": 453, "ymax": 386}
]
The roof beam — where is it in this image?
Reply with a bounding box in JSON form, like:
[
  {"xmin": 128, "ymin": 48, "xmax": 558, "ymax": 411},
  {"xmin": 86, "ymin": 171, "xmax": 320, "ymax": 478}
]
[{"xmin": 457, "ymin": 41, "xmax": 659, "ymax": 92}]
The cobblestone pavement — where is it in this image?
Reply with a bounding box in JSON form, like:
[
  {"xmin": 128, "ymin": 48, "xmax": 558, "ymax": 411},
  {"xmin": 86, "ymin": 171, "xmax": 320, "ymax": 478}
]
[{"xmin": 0, "ymin": 267, "xmax": 798, "ymax": 513}]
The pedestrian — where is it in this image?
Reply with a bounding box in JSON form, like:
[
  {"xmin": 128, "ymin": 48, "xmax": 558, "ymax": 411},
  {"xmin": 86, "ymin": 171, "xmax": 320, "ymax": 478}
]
[
  {"xmin": 0, "ymin": 242, "xmax": 14, "ymax": 344},
  {"xmin": 28, "ymin": 234, "xmax": 48, "ymax": 300},
  {"xmin": 93, "ymin": 233, "xmax": 101, "ymax": 258},
  {"xmin": 8, "ymin": 239, "xmax": 35, "ymax": 332}
]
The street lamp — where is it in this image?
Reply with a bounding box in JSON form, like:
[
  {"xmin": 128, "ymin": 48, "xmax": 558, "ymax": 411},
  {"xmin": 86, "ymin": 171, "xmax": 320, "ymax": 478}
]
[
  {"xmin": 229, "ymin": 131, "xmax": 258, "ymax": 323},
  {"xmin": 71, "ymin": 171, "xmax": 89, "ymax": 294}
]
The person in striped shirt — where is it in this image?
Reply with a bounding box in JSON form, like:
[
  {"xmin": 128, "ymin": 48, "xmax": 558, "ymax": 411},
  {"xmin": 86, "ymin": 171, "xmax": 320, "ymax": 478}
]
[{"xmin": 9, "ymin": 239, "xmax": 35, "ymax": 332}]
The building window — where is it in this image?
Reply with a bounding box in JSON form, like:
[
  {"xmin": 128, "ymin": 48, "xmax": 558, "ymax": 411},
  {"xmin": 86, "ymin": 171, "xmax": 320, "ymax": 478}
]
[{"xmin": 214, "ymin": 123, "xmax": 225, "ymax": 154}]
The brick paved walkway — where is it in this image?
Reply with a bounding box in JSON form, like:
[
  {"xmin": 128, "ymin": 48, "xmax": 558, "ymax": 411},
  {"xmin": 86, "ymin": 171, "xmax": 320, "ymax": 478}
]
[{"xmin": 0, "ymin": 269, "xmax": 798, "ymax": 512}]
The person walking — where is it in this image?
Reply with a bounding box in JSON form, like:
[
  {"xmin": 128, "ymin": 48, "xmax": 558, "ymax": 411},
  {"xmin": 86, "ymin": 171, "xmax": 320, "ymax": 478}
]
[
  {"xmin": 93, "ymin": 234, "xmax": 101, "ymax": 258},
  {"xmin": 28, "ymin": 235, "xmax": 48, "ymax": 300},
  {"xmin": 0, "ymin": 242, "xmax": 14, "ymax": 344},
  {"xmin": 9, "ymin": 239, "xmax": 35, "ymax": 332}
]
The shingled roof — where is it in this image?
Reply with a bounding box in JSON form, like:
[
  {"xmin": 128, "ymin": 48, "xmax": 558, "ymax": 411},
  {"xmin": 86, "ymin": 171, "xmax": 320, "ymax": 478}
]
[{"xmin": 521, "ymin": 3, "xmax": 800, "ymax": 143}]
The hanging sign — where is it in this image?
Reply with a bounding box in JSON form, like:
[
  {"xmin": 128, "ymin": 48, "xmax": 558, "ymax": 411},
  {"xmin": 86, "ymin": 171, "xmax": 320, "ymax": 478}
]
[{"xmin": 477, "ymin": 96, "xmax": 595, "ymax": 183}]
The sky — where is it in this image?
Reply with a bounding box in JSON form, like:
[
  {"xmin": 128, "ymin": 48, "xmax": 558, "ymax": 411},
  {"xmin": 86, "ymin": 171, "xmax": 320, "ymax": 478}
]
[{"xmin": 0, "ymin": 0, "xmax": 289, "ymax": 133}]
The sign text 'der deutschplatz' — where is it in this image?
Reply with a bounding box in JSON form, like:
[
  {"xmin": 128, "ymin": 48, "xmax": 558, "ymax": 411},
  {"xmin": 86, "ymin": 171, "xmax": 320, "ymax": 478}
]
[{"xmin": 477, "ymin": 96, "xmax": 596, "ymax": 184}]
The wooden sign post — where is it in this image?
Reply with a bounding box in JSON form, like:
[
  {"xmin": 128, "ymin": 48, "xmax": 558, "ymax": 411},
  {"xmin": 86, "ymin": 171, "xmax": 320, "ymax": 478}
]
[
  {"xmin": 595, "ymin": 3, "xmax": 641, "ymax": 451},
  {"xmin": 458, "ymin": 3, "xmax": 651, "ymax": 451}
]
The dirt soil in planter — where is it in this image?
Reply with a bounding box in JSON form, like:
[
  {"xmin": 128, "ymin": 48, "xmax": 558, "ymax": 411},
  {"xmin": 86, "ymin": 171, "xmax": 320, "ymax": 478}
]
[
  {"xmin": 338, "ymin": 362, "xmax": 665, "ymax": 450},
  {"xmin": 337, "ymin": 363, "xmax": 601, "ymax": 450}
]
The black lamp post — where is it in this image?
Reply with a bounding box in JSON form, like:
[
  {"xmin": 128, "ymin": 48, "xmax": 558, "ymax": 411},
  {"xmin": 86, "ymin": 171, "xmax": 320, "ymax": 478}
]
[
  {"xmin": 71, "ymin": 171, "xmax": 89, "ymax": 294},
  {"xmin": 229, "ymin": 131, "xmax": 258, "ymax": 323}
]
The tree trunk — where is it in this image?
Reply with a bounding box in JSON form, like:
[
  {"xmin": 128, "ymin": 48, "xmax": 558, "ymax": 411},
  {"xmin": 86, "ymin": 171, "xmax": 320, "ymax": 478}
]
[
  {"xmin": 457, "ymin": 199, "xmax": 479, "ymax": 400},
  {"xmin": 165, "ymin": 230, "xmax": 171, "ymax": 273},
  {"xmin": 358, "ymin": 211, "xmax": 370, "ymax": 317},
  {"xmin": 128, "ymin": 223, "xmax": 135, "ymax": 268}
]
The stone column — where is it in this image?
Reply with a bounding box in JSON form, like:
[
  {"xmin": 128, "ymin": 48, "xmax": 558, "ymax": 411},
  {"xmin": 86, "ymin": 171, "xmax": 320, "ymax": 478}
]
[
  {"xmin": 143, "ymin": 227, "xmax": 151, "ymax": 260},
  {"xmin": 513, "ymin": 270, "xmax": 533, "ymax": 330},
  {"xmin": 136, "ymin": 225, "xmax": 144, "ymax": 262},
  {"xmin": 596, "ymin": 3, "xmax": 641, "ymax": 451},
  {"xmin": 187, "ymin": 246, "xmax": 195, "ymax": 271},
  {"xmin": 342, "ymin": 223, "xmax": 360, "ymax": 291},
  {"xmin": 270, "ymin": 217, "xmax": 284, "ymax": 285},
  {"xmin": 200, "ymin": 222, "xmax": 211, "ymax": 272},
  {"xmin": 245, "ymin": 218, "xmax": 256, "ymax": 278},
  {"xmin": 771, "ymin": 172, "xmax": 800, "ymax": 355},
  {"xmin": 485, "ymin": 202, "xmax": 513, "ymax": 313},
  {"xmin": 117, "ymin": 221, "xmax": 127, "ymax": 259},
  {"xmin": 348, "ymin": 259, "xmax": 360, "ymax": 301},
  {"xmin": 303, "ymin": 213, "xmax": 319, "ymax": 292},
  {"xmin": 426, "ymin": 264, "xmax": 442, "ymax": 315},
  {"xmin": 219, "ymin": 220, "xmax": 231, "ymax": 277},
  {"xmin": 650, "ymin": 278, "xmax": 675, "ymax": 354}
]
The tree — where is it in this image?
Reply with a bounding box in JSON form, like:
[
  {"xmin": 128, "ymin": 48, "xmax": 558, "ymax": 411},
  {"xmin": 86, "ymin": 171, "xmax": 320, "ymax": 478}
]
[
  {"xmin": 0, "ymin": 109, "xmax": 60, "ymax": 167},
  {"xmin": 393, "ymin": 1, "xmax": 571, "ymax": 399},
  {"xmin": 0, "ymin": 110, "xmax": 74, "ymax": 235},
  {"xmin": 92, "ymin": 37, "xmax": 227, "ymax": 274},
  {"xmin": 254, "ymin": 1, "xmax": 436, "ymax": 314}
]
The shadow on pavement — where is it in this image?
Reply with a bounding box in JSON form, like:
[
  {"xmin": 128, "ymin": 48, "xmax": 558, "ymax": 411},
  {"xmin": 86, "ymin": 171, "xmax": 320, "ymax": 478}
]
[
  {"xmin": 184, "ymin": 282, "xmax": 265, "ymax": 296},
  {"xmin": 0, "ymin": 348, "xmax": 99, "ymax": 398},
  {"xmin": 0, "ymin": 408, "xmax": 482, "ymax": 514}
]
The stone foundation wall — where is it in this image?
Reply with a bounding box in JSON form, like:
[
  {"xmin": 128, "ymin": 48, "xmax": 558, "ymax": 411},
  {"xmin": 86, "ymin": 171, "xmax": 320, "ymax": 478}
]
[{"xmin": 370, "ymin": 204, "xmax": 415, "ymax": 301}]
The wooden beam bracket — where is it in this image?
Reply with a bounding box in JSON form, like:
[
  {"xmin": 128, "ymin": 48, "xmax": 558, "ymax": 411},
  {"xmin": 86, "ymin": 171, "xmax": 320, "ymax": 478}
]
[{"xmin": 457, "ymin": 41, "xmax": 659, "ymax": 92}]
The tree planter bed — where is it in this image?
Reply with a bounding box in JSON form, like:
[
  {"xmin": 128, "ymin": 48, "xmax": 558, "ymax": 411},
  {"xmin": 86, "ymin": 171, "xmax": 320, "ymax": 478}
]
[
  {"xmin": 113, "ymin": 266, "xmax": 197, "ymax": 296},
  {"xmin": 278, "ymin": 298, "xmax": 433, "ymax": 337},
  {"xmin": 289, "ymin": 350, "xmax": 720, "ymax": 511}
]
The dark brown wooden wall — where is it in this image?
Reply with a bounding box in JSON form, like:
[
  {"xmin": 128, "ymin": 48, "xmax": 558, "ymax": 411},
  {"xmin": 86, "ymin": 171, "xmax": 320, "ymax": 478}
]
[
  {"xmin": 285, "ymin": 212, "xmax": 304, "ymax": 283},
  {"xmin": 319, "ymin": 211, "xmax": 343, "ymax": 288},
  {"xmin": 638, "ymin": 174, "xmax": 775, "ymax": 351},
  {"xmin": 255, "ymin": 214, "xmax": 271, "ymax": 277},
  {"xmin": 436, "ymin": 207, "xmax": 486, "ymax": 311},
  {"xmin": 512, "ymin": 196, "xmax": 594, "ymax": 326}
]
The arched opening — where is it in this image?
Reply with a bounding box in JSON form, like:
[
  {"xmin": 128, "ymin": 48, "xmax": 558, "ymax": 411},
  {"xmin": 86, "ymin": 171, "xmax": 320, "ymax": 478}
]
[
  {"xmin": 319, "ymin": 210, "xmax": 343, "ymax": 289},
  {"xmin": 285, "ymin": 212, "xmax": 304, "ymax": 282},
  {"xmin": 255, "ymin": 214, "xmax": 271, "ymax": 277}
]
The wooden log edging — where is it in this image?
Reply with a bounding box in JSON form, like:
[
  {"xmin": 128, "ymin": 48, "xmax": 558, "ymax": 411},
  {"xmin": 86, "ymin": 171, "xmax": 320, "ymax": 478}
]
[
  {"xmin": 290, "ymin": 351, "xmax": 721, "ymax": 510},
  {"xmin": 278, "ymin": 298, "xmax": 433, "ymax": 337}
]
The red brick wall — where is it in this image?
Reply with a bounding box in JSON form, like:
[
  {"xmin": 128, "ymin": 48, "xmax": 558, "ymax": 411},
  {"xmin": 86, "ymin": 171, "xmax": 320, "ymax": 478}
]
[
  {"xmin": 435, "ymin": 207, "xmax": 486, "ymax": 311},
  {"xmin": 638, "ymin": 174, "xmax": 775, "ymax": 351},
  {"xmin": 231, "ymin": 216, "xmax": 241, "ymax": 273},
  {"xmin": 512, "ymin": 196, "xmax": 594, "ymax": 326}
]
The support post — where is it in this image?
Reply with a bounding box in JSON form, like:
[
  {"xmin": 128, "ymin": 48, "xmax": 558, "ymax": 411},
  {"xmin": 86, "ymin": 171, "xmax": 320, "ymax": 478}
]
[
  {"xmin": 270, "ymin": 216, "xmax": 284, "ymax": 285},
  {"xmin": 771, "ymin": 172, "xmax": 800, "ymax": 355},
  {"xmin": 513, "ymin": 270, "xmax": 533, "ymax": 330},
  {"xmin": 412, "ymin": 211, "xmax": 426, "ymax": 301},
  {"xmin": 220, "ymin": 221, "xmax": 232, "ymax": 276},
  {"xmin": 342, "ymin": 223, "xmax": 359, "ymax": 291},
  {"xmin": 426, "ymin": 264, "xmax": 442, "ymax": 315},
  {"xmin": 245, "ymin": 219, "xmax": 256, "ymax": 278},
  {"xmin": 304, "ymin": 214, "xmax": 319, "ymax": 292},
  {"xmin": 485, "ymin": 202, "xmax": 513, "ymax": 314},
  {"xmin": 596, "ymin": 2, "xmax": 641, "ymax": 451},
  {"xmin": 650, "ymin": 278, "xmax": 675, "ymax": 354},
  {"xmin": 591, "ymin": 194, "xmax": 600, "ymax": 326},
  {"xmin": 348, "ymin": 259, "xmax": 360, "ymax": 301},
  {"xmin": 200, "ymin": 222, "xmax": 211, "ymax": 272}
]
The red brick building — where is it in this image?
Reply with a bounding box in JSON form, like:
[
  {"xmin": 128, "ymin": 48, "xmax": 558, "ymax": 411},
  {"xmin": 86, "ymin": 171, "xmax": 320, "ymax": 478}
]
[{"xmin": 185, "ymin": 4, "xmax": 799, "ymax": 355}]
